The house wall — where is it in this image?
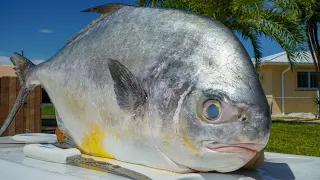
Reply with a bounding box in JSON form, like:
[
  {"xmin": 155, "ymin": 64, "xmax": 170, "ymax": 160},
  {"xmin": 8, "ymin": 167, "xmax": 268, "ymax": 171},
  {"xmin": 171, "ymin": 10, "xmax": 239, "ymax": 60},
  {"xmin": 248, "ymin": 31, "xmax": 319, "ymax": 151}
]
[
  {"xmin": 257, "ymin": 64, "xmax": 317, "ymax": 115},
  {"xmin": 0, "ymin": 65, "xmax": 15, "ymax": 77}
]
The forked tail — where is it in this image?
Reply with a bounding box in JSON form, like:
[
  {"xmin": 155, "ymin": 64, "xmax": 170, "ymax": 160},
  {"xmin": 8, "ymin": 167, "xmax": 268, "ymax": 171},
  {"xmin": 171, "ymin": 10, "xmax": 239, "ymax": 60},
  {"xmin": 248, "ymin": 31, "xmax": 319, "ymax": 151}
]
[{"xmin": 0, "ymin": 52, "xmax": 37, "ymax": 136}]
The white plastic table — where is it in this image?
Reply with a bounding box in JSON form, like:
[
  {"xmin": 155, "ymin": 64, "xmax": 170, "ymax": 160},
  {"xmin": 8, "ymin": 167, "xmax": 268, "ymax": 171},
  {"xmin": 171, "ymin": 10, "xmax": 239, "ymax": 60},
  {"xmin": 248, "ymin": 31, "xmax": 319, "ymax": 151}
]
[{"xmin": 0, "ymin": 137, "xmax": 319, "ymax": 180}]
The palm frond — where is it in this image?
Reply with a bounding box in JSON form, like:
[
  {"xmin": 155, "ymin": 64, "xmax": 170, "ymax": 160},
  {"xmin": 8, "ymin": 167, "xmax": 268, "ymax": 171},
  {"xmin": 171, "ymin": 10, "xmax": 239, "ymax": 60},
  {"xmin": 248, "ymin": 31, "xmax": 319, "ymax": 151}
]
[{"xmin": 231, "ymin": 22, "xmax": 263, "ymax": 68}]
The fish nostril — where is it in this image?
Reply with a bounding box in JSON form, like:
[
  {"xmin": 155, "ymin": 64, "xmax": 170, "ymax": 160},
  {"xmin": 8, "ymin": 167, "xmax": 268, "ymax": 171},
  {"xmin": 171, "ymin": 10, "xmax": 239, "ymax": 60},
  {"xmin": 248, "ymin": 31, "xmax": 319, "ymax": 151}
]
[{"xmin": 238, "ymin": 114, "xmax": 248, "ymax": 122}]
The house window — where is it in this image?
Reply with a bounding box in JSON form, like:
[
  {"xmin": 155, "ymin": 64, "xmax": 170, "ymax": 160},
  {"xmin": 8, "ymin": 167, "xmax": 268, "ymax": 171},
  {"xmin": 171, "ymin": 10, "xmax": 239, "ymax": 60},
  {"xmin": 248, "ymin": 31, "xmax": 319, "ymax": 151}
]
[{"xmin": 297, "ymin": 71, "xmax": 317, "ymax": 90}]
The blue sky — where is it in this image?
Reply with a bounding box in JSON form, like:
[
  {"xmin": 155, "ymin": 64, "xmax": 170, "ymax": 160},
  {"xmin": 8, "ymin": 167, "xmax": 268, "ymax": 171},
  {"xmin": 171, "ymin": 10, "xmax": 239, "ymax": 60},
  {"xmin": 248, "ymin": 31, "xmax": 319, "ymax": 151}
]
[{"xmin": 0, "ymin": 0, "xmax": 284, "ymax": 63}]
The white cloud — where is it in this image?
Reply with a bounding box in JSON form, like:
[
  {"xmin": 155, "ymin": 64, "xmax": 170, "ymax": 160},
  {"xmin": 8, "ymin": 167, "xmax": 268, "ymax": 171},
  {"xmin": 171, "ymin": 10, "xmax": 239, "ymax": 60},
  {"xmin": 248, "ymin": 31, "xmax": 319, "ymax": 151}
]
[
  {"xmin": 39, "ymin": 29, "xmax": 53, "ymax": 33},
  {"xmin": 0, "ymin": 56, "xmax": 12, "ymax": 64},
  {"xmin": 0, "ymin": 56, "xmax": 45, "ymax": 65}
]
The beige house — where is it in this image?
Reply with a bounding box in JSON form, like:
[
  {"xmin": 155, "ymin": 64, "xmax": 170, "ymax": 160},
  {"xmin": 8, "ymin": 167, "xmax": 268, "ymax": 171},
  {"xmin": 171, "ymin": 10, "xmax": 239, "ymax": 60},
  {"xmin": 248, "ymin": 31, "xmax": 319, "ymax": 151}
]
[
  {"xmin": 256, "ymin": 52, "xmax": 318, "ymax": 116},
  {"xmin": 0, "ymin": 65, "xmax": 15, "ymax": 77}
]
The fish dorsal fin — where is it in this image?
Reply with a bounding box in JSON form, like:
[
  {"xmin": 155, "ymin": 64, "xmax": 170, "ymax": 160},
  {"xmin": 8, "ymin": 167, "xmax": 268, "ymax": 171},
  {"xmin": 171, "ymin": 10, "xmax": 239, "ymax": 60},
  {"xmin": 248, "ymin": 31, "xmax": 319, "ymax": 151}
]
[
  {"xmin": 107, "ymin": 59, "xmax": 147, "ymax": 117},
  {"xmin": 80, "ymin": 3, "xmax": 130, "ymax": 15},
  {"xmin": 65, "ymin": 3, "xmax": 130, "ymax": 45}
]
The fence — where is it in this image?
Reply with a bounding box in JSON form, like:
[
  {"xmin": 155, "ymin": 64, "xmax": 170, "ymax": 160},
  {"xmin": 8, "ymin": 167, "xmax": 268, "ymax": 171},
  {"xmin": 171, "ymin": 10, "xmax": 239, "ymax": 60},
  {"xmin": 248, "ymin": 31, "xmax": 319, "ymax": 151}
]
[
  {"xmin": 266, "ymin": 96, "xmax": 318, "ymax": 115},
  {"xmin": 0, "ymin": 76, "xmax": 42, "ymax": 136}
]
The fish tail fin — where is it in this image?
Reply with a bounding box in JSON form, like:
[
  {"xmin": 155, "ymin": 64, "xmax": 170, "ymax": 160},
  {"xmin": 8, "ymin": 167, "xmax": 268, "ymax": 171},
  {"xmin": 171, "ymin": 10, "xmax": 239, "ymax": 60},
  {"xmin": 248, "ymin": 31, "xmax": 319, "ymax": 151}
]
[
  {"xmin": 11, "ymin": 52, "xmax": 35, "ymax": 87},
  {"xmin": 0, "ymin": 52, "xmax": 38, "ymax": 136}
]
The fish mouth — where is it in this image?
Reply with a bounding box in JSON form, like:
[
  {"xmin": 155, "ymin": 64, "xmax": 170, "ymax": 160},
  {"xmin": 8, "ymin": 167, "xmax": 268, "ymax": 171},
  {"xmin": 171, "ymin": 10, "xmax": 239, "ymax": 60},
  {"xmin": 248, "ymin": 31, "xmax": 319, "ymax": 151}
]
[{"xmin": 202, "ymin": 141, "xmax": 265, "ymax": 153}]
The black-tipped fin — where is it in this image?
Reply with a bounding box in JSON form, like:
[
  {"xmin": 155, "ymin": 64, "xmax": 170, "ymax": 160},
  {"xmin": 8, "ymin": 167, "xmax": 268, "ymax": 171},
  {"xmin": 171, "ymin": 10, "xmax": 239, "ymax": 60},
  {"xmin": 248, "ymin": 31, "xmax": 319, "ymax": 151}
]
[
  {"xmin": 107, "ymin": 59, "xmax": 147, "ymax": 116},
  {"xmin": 66, "ymin": 3, "xmax": 129, "ymax": 45},
  {"xmin": 81, "ymin": 3, "xmax": 129, "ymax": 15}
]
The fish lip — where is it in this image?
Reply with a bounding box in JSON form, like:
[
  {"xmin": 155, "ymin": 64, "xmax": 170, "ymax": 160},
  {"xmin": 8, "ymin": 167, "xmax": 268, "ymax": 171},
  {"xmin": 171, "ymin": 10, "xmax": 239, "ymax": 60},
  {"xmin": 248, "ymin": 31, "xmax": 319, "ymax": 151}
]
[{"xmin": 202, "ymin": 141, "xmax": 265, "ymax": 153}]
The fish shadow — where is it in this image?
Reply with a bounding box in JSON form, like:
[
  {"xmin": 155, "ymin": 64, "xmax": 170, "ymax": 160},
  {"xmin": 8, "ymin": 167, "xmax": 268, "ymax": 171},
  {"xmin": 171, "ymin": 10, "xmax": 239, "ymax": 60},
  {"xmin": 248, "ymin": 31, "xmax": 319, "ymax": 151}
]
[{"xmin": 198, "ymin": 162, "xmax": 295, "ymax": 180}]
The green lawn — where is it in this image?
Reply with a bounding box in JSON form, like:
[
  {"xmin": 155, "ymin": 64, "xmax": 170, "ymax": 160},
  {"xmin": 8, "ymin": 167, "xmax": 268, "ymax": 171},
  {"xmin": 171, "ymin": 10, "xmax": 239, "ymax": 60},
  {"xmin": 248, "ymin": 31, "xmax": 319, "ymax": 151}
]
[
  {"xmin": 41, "ymin": 103, "xmax": 55, "ymax": 115},
  {"xmin": 265, "ymin": 121, "xmax": 320, "ymax": 157}
]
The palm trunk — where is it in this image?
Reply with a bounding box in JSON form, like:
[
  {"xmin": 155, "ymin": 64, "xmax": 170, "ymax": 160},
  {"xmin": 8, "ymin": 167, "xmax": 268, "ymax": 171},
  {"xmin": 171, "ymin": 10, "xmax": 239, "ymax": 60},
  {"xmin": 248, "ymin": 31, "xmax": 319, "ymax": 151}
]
[
  {"xmin": 317, "ymin": 71, "xmax": 320, "ymax": 118},
  {"xmin": 310, "ymin": 22, "xmax": 320, "ymax": 70},
  {"xmin": 306, "ymin": 22, "xmax": 320, "ymax": 117},
  {"xmin": 308, "ymin": 19, "xmax": 320, "ymax": 118},
  {"xmin": 306, "ymin": 26, "xmax": 318, "ymax": 73},
  {"xmin": 151, "ymin": 0, "xmax": 156, "ymax": 7},
  {"xmin": 313, "ymin": 22, "xmax": 320, "ymax": 117}
]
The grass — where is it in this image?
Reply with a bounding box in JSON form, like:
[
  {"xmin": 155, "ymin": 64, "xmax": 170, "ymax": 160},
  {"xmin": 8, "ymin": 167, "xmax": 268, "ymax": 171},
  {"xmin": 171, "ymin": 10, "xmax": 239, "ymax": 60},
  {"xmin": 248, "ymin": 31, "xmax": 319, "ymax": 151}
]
[
  {"xmin": 41, "ymin": 103, "xmax": 55, "ymax": 115},
  {"xmin": 265, "ymin": 121, "xmax": 320, "ymax": 157}
]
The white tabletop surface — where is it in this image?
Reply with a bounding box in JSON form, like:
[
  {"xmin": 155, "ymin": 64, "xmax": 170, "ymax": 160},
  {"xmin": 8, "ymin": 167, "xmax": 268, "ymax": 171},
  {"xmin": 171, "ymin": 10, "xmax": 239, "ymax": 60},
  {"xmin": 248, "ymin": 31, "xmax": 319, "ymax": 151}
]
[{"xmin": 0, "ymin": 137, "xmax": 319, "ymax": 180}]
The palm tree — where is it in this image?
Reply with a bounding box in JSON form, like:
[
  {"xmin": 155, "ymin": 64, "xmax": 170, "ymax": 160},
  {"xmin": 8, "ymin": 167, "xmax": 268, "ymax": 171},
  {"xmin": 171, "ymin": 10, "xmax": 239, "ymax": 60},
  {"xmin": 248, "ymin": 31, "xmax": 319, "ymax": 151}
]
[
  {"xmin": 293, "ymin": 0, "xmax": 320, "ymax": 87},
  {"xmin": 136, "ymin": 0, "xmax": 307, "ymax": 68},
  {"xmin": 282, "ymin": 0, "xmax": 320, "ymax": 116}
]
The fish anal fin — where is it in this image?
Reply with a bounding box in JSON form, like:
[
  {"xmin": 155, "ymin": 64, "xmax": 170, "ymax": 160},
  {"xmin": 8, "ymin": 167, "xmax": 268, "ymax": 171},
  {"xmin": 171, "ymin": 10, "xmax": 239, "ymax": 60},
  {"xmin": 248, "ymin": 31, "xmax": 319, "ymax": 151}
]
[
  {"xmin": 53, "ymin": 127, "xmax": 76, "ymax": 149},
  {"xmin": 107, "ymin": 59, "xmax": 147, "ymax": 116},
  {"xmin": 80, "ymin": 3, "xmax": 130, "ymax": 15},
  {"xmin": 53, "ymin": 111, "xmax": 77, "ymax": 149}
]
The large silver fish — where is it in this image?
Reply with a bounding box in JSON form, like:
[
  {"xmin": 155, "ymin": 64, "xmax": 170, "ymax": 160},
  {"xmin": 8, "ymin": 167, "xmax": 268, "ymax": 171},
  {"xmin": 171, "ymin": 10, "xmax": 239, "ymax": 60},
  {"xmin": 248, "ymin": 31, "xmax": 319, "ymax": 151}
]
[{"xmin": 1, "ymin": 3, "xmax": 271, "ymax": 173}]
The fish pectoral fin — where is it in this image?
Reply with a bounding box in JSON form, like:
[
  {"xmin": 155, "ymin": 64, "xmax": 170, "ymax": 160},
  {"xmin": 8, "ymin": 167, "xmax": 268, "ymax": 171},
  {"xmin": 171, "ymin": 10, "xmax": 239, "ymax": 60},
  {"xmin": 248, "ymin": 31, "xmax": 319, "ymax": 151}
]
[
  {"xmin": 80, "ymin": 3, "xmax": 130, "ymax": 15},
  {"xmin": 108, "ymin": 59, "xmax": 147, "ymax": 116}
]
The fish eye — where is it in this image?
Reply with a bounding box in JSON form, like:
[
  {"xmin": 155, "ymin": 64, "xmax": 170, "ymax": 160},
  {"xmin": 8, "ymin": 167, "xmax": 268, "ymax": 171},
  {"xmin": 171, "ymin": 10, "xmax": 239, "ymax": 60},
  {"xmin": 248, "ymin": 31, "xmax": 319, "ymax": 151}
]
[{"xmin": 202, "ymin": 100, "xmax": 221, "ymax": 121}]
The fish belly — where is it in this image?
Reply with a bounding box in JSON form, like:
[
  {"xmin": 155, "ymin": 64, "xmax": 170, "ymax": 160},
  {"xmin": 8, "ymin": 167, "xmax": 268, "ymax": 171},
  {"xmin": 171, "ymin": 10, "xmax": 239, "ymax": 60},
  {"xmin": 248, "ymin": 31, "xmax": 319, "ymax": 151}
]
[{"xmin": 37, "ymin": 72, "xmax": 192, "ymax": 172}]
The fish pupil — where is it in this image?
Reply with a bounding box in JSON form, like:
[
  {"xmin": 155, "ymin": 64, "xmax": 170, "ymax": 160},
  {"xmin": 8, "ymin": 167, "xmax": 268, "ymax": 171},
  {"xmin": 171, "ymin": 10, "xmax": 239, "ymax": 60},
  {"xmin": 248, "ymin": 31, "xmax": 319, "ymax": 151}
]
[{"xmin": 207, "ymin": 104, "xmax": 219, "ymax": 119}]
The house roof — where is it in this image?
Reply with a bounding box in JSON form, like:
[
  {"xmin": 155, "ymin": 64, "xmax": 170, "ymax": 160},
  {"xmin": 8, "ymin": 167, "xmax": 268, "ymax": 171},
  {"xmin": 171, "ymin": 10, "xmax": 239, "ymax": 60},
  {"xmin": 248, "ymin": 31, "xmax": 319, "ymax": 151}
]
[{"xmin": 252, "ymin": 51, "xmax": 314, "ymax": 65}]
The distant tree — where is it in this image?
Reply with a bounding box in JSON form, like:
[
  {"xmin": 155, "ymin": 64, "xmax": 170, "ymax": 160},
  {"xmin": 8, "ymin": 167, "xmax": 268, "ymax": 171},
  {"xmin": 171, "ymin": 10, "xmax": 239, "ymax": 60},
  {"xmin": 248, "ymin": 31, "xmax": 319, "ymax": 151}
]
[{"xmin": 137, "ymin": 0, "xmax": 307, "ymax": 68}]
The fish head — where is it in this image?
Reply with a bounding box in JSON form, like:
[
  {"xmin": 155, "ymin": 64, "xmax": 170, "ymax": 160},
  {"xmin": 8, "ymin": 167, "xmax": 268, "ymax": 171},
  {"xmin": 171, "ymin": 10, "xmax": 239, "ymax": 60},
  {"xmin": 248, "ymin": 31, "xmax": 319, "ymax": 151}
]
[{"xmin": 148, "ymin": 22, "xmax": 271, "ymax": 173}]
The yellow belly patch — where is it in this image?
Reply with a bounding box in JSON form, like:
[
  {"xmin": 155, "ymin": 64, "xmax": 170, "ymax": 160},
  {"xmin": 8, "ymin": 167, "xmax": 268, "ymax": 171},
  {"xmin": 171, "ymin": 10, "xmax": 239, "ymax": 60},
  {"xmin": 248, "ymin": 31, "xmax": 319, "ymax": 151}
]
[{"xmin": 80, "ymin": 122, "xmax": 114, "ymax": 159}]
